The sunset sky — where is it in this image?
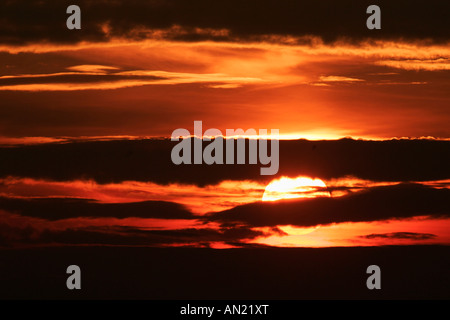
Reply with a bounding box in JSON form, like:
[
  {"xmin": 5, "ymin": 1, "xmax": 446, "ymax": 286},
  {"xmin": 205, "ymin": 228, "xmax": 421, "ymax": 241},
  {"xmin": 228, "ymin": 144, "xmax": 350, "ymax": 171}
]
[{"xmin": 0, "ymin": 0, "xmax": 449, "ymax": 250}]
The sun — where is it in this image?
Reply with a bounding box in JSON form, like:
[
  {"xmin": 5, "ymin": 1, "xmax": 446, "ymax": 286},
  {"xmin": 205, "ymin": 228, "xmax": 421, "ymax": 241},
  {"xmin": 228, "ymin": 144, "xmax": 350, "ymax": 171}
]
[{"xmin": 262, "ymin": 176, "xmax": 330, "ymax": 201}]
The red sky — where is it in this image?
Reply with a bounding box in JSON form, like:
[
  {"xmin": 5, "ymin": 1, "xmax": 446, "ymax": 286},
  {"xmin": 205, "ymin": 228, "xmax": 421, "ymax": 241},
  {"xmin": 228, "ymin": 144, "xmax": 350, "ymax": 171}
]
[
  {"xmin": 0, "ymin": 39, "xmax": 449, "ymax": 140},
  {"xmin": 0, "ymin": 0, "xmax": 449, "ymax": 249}
]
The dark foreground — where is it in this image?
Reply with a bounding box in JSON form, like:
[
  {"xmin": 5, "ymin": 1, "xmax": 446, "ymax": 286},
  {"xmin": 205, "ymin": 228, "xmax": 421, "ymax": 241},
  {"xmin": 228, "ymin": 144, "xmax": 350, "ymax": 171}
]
[{"xmin": 0, "ymin": 245, "xmax": 449, "ymax": 300}]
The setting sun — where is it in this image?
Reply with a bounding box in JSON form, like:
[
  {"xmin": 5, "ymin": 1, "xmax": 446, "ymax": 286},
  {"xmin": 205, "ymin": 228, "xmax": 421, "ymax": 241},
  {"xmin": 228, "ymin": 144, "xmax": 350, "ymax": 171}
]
[{"xmin": 262, "ymin": 176, "xmax": 330, "ymax": 201}]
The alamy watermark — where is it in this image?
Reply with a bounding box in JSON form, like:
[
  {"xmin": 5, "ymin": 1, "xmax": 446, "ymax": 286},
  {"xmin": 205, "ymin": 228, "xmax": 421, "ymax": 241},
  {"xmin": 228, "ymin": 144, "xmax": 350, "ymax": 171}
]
[{"xmin": 170, "ymin": 121, "xmax": 279, "ymax": 175}]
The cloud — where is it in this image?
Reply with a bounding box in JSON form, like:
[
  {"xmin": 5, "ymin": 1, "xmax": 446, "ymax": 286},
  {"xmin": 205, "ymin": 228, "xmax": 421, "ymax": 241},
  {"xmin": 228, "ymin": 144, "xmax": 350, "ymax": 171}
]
[
  {"xmin": 0, "ymin": 39, "xmax": 450, "ymax": 139},
  {"xmin": 207, "ymin": 183, "xmax": 450, "ymax": 227},
  {"xmin": 0, "ymin": 68, "xmax": 263, "ymax": 91},
  {"xmin": 0, "ymin": 197, "xmax": 195, "ymax": 220},
  {"xmin": 359, "ymin": 232, "xmax": 437, "ymax": 240},
  {"xmin": 0, "ymin": 39, "xmax": 448, "ymax": 139},
  {"xmin": 1, "ymin": 183, "xmax": 449, "ymax": 247},
  {"xmin": 0, "ymin": 137, "xmax": 66, "ymax": 145},
  {"xmin": 0, "ymin": 177, "xmax": 266, "ymax": 214},
  {"xmin": 0, "ymin": 213, "xmax": 277, "ymax": 247},
  {"xmin": 0, "ymin": 0, "xmax": 448, "ymax": 46},
  {"xmin": 36, "ymin": 225, "xmax": 268, "ymax": 247},
  {"xmin": 66, "ymin": 65, "xmax": 120, "ymax": 72},
  {"xmin": 375, "ymin": 58, "xmax": 450, "ymax": 71},
  {"xmin": 318, "ymin": 76, "xmax": 364, "ymax": 83},
  {"xmin": 0, "ymin": 138, "xmax": 449, "ymax": 186},
  {"xmin": 0, "ymin": 176, "xmax": 447, "ymax": 216}
]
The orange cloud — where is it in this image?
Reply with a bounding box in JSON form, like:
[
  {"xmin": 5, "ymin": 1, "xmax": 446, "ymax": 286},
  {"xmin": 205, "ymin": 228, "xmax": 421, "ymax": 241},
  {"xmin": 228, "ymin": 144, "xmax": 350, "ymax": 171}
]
[
  {"xmin": 375, "ymin": 58, "xmax": 450, "ymax": 71},
  {"xmin": 1, "ymin": 176, "xmax": 448, "ymax": 214},
  {"xmin": 0, "ymin": 177, "xmax": 266, "ymax": 214},
  {"xmin": 0, "ymin": 39, "xmax": 449, "ymax": 139},
  {"xmin": 66, "ymin": 65, "xmax": 120, "ymax": 73},
  {"xmin": 250, "ymin": 216, "xmax": 450, "ymax": 247},
  {"xmin": 0, "ymin": 67, "xmax": 265, "ymax": 91},
  {"xmin": 319, "ymin": 76, "xmax": 364, "ymax": 83}
]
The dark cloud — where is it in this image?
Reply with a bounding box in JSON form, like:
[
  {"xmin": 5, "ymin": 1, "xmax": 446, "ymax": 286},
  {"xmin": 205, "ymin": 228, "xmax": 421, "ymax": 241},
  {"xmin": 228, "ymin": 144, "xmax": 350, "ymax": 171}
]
[
  {"xmin": 0, "ymin": 224, "xmax": 273, "ymax": 247},
  {"xmin": 360, "ymin": 232, "xmax": 437, "ymax": 240},
  {"xmin": 0, "ymin": 197, "xmax": 194, "ymax": 220},
  {"xmin": 38, "ymin": 225, "xmax": 265, "ymax": 246},
  {"xmin": 207, "ymin": 183, "xmax": 450, "ymax": 227},
  {"xmin": 0, "ymin": 0, "xmax": 448, "ymax": 46},
  {"xmin": 0, "ymin": 73, "xmax": 163, "ymax": 86},
  {"xmin": 0, "ymin": 138, "xmax": 448, "ymax": 185},
  {"xmin": 0, "ymin": 222, "xmax": 38, "ymax": 247},
  {"xmin": 278, "ymin": 138, "xmax": 450, "ymax": 182}
]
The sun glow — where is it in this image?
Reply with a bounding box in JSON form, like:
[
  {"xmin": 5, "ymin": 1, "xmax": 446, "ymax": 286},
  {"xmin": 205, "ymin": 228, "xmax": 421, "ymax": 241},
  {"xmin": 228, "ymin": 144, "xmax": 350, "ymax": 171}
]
[{"xmin": 262, "ymin": 176, "xmax": 330, "ymax": 201}]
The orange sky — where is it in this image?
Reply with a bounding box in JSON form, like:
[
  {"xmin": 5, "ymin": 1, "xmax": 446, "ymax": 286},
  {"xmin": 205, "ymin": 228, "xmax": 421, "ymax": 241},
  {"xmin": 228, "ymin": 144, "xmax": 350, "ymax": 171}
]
[
  {"xmin": 0, "ymin": 39, "xmax": 449, "ymax": 140},
  {"xmin": 0, "ymin": 1, "xmax": 449, "ymax": 249}
]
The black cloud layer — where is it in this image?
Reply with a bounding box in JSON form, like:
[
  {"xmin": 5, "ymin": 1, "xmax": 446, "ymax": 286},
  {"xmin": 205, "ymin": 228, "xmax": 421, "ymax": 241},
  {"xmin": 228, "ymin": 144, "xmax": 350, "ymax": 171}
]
[
  {"xmin": 0, "ymin": 0, "xmax": 448, "ymax": 45},
  {"xmin": 0, "ymin": 74, "xmax": 164, "ymax": 86},
  {"xmin": 0, "ymin": 224, "xmax": 270, "ymax": 247},
  {"xmin": 360, "ymin": 232, "xmax": 437, "ymax": 240},
  {"xmin": 0, "ymin": 197, "xmax": 194, "ymax": 220},
  {"xmin": 0, "ymin": 138, "xmax": 448, "ymax": 185}
]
